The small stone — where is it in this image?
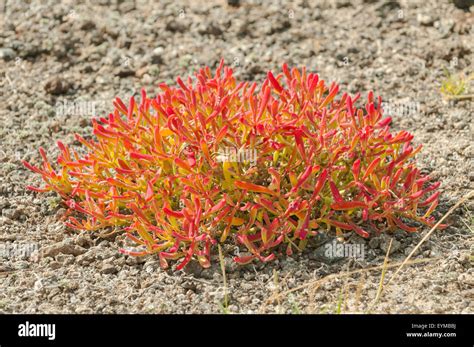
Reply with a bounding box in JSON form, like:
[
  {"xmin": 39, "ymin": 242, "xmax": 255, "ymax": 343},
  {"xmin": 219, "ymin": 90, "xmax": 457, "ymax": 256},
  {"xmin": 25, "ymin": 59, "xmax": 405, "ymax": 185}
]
[
  {"xmin": 44, "ymin": 77, "xmax": 70, "ymax": 95},
  {"xmin": 0, "ymin": 48, "xmax": 15, "ymax": 61},
  {"xmin": 453, "ymin": 0, "xmax": 474, "ymax": 10},
  {"xmin": 150, "ymin": 49, "xmax": 163, "ymax": 65},
  {"xmin": 308, "ymin": 241, "xmax": 344, "ymax": 264},
  {"xmin": 76, "ymin": 249, "xmax": 97, "ymax": 265},
  {"xmin": 80, "ymin": 20, "xmax": 96, "ymax": 31},
  {"xmin": 183, "ymin": 260, "xmax": 203, "ymax": 276},
  {"xmin": 182, "ymin": 281, "xmax": 197, "ymax": 292},
  {"xmin": 248, "ymin": 64, "xmax": 264, "ymax": 76},
  {"xmin": 369, "ymin": 238, "xmax": 380, "ymax": 249},
  {"xmin": 144, "ymin": 261, "xmax": 160, "ymax": 273},
  {"xmin": 241, "ymin": 270, "xmax": 255, "ymax": 280},
  {"xmin": 228, "ymin": 304, "xmax": 239, "ymax": 312},
  {"xmin": 200, "ymin": 269, "xmax": 214, "ymax": 280},
  {"xmin": 456, "ymin": 253, "xmax": 470, "ymax": 265},
  {"xmin": 417, "ymin": 13, "xmax": 435, "ymax": 27},
  {"xmin": 465, "ymin": 289, "xmax": 474, "ymax": 300},
  {"xmin": 56, "ymin": 254, "xmax": 75, "ymax": 265},
  {"xmin": 128, "ymin": 255, "xmax": 149, "ymax": 265},
  {"xmin": 2, "ymin": 208, "xmax": 21, "ymax": 220},
  {"xmin": 379, "ymin": 235, "xmax": 401, "ymax": 255},
  {"xmin": 0, "ymin": 199, "xmax": 9, "ymax": 211},
  {"xmin": 100, "ymin": 264, "xmax": 118, "ymax": 274},
  {"xmin": 269, "ymin": 19, "xmax": 291, "ymax": 34},
  {"xmin": 435, "ymin": 19, "xmax": 455, "ymax": 38},
  {"xmin": 114, "ymin": 256, "xmax": 126, "ymax": 267},
  {"xmin": 166, "ymin": 20, "xmax": 187, "ymax": 33},
  {"xmin": 49, "ymin": 261, "xmax": 62, "ymax": 270},
  {"xmin": 142, "ymin": 74, "xmax": 152, "ymax": 84},
  {"xmin": 74, "ymin": 235, "xmax": 92, "ymax": 248},
  {"xmin": 198, "ymin": 22, "xmax": 223, "ymax": 36},
  {"xmin": 237, "ymin": 20, "xmax": 251, "ymax": 37},
  {"xmin": 458, "ymin": 273, "xmax": 474, "ymax": 286},
  {"xmin": 75, "ymin": 305, "xmax": 93, "ymax": 314},
  {"xmin": 63, "ymin": 280, "xmax": 79, "ymax": 292},
  {"xmin": 42, "ymin": 242, "xmax": 86, "ymax": 258},
  {"xmin": 116, "ymin": 68, "xmax": 135, "ymax": 78},
  {"xmin": 136, "ymin": 66, "xmax": 148, "ymax": 78},
  {"xmin": 13, "ymin": 261, "xmax": 29, "ymax": 270},
  {"xmin": 0, "ymin": 265, "xmax": 12, "ymax": 272},
  {"xmin": 119, "ymin": 1, "xmax": 136, "ymax": 13}
]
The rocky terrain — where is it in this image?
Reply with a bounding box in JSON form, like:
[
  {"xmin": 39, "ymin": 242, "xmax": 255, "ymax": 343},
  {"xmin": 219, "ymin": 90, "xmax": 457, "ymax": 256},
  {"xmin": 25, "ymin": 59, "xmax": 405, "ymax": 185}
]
[{"xmin": 0, "ymin": 0, "xmax": 472, "ymax": 313}]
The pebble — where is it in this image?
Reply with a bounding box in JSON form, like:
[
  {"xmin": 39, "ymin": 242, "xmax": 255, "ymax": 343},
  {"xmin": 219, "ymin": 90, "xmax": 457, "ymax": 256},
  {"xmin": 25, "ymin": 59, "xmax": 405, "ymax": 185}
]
[
  {"xmin": 368, "ymin": 238, "xmax": 380, "ymax": 249},
  {"xmin": 453, "ymin": 0, "xmax": 473, "ymax": 9},
  {"xmin": 251, "ymin": 298, "xmax": 261, "ymax": 305},
  {"xmin": 417, "ymin": 14, "xmax": 435, "ymax": 26},
  {"xmin": 165, "ymin": 20, "xmax": 187, "ymax": 33},
  {"xmin": 13, "ymin": 261, "xmax": 29, "ymax": 270},
  {"xmin": 0, "ymin": 48, "xmax": 15, "ymax": 61},
  {"xmin": 49, "ymin": 261, "xmax": 62, "ymax": 270},
  {"xmin": 228, "ymin": 304, "xmax": 239, "ymax": 313},
  {"xmin": 182, "ymin": 281, "xmax": 197, "ymax": 292},
  {"xmin": 76, "ymin": 249, "xmax": 97, "ymax": 265},
  {"xmin": 44, "ymin": 77, "xmax": 70, "ymax": 95},
  {"xmin": 150, "ymin": 48, "xmax": 164, "ymax": 65},
  {"xmin": 100, "ymin": 264, "xmax": 118, "ymax": 275},
  {"xmin": 119, "ymin": 2, "xmax": 135, "ymax": 13},
  {"xmin": 42, "ymin": 242, "xmax": 86, "ymax": 258},
  {"xmin": 80, "ymin": 20, "xmax": 96, "ymax": 31},
  {"xmin": 2, "ymin": 208, "xmax": 21, "ymax": 220},
  {"xmin": 116, "ymin": 68, "xmax": 135, "ymax": 78},
  {"xmin": 379, "ymin": 236, "xmax": 402, "ymax": 255},
  {"xmin": 144, "ymin": 261, "xmax": 160, "ymax": 273},
  {"xmin": 56, "ymin": 254, "xmax": 75, "ymax": 265},
  {"xmin": 198, "ymin": 22, "xmax": 223, "ymax": 37}
]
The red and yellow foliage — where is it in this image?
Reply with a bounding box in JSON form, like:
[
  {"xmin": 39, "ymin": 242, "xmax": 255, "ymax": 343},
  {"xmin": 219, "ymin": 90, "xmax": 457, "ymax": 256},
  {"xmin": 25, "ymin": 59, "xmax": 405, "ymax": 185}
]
[{"xmin": 24, "ymin": 60, "xmax": 442, "ymax": 269}]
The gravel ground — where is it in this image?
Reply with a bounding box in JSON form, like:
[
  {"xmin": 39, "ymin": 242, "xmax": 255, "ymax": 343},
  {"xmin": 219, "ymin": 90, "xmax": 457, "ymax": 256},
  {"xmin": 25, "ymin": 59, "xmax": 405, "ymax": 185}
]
[{"xmin": 0, "ymin": 0, "xmax": 473, "ymax": 314}]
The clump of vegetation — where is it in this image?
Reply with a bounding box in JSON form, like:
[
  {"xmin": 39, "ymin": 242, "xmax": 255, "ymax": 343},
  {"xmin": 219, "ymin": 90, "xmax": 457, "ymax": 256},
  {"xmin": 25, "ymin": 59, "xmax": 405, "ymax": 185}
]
[
  {"xmin": 23, "ymin": 60, "xmax": 442, "ymax": 270},
  {"xmin": 440, "ymin": 70, "xmax": 473, "ymax": 100}
]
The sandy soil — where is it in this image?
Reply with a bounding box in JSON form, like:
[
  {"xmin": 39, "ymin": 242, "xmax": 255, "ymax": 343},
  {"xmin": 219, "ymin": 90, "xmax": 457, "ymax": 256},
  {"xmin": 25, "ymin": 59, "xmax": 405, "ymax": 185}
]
[{"xmin": 0, "ymin": 0, "xmax": 473, "ymax": 313}]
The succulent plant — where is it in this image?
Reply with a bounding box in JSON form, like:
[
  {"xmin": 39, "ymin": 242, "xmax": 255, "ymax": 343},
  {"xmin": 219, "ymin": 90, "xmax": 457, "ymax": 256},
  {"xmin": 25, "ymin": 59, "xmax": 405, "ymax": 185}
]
[{"xmin": 23, "ymin": 60, "xmax": 442, "ymax": 270}]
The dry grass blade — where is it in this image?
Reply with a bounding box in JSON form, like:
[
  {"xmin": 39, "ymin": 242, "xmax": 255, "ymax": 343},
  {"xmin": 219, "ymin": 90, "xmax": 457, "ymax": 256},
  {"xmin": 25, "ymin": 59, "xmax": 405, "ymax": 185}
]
[
  {"xmin": 444, "ymin": 94, "xmax": 474, "ymax": 100},
  {"xmin": 98, "ymin": 228, "xmax": 121, "ymax": 239},
  {"xmin": 259, "ymin": 270, "xmax": 292, "ymax": 313},
  {"xmin": 217, "ymin": 244, "xmax": 229, "ymax": 311},
  {"xmin": 387, "ymin": 190, "xmax": 474, "ymax": 286},
  {"xmin": 273, "ymin": 269, "xmax": 281, "ymax": 312},
  {"xmin": 367, "ymin": 238, "xmax": 393, "ymax": 312}
]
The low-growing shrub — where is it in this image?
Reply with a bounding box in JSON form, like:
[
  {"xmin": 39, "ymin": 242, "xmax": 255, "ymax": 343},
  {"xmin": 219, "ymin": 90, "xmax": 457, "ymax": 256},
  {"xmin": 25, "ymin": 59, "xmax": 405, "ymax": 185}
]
[{"xmin": 24, "ymin": 60, "xmax": 442, "ymax": 269}]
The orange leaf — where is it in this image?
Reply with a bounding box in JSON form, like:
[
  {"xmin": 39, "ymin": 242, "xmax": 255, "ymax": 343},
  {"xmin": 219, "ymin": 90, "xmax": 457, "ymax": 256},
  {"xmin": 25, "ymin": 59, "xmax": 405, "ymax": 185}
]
[
  {"xmin": 235, "ymin": 181, "xmax": 277, "ymax": 196},
  {"xmin": 331, "ymin": 201, "xmax": 368, "ymax": 210}
]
